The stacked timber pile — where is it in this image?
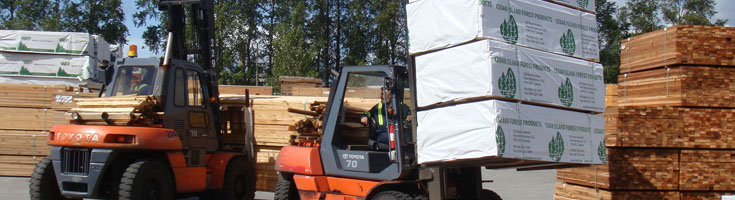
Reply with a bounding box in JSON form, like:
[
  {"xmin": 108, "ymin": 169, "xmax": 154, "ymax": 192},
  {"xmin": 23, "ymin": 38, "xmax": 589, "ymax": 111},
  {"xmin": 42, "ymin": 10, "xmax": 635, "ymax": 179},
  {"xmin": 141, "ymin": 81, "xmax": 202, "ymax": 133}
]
[
  {"xmin": 555, "ymin": 25, "xmax": 735, "ymax": 200},
  {"xmin": 0, "ymin": 83, "xmax": 95, "ymax": 176},
  {"xmin": 287, "ymin": 102, "xmax": 369, "ymax": 146},
  {"xmin": 67, "ymin": 95, "xmax": 162, "ymax": 125},
  {"xmin": 278, "ymin": 76, "xmax": 322, "ymax": 96},
  {"xmin": 219, "ymin": 85, "xmax": 272, "ymax": 95},
  {"xmin": 219, "ymin": 95, "xmax": 378, "ymax": 191}
]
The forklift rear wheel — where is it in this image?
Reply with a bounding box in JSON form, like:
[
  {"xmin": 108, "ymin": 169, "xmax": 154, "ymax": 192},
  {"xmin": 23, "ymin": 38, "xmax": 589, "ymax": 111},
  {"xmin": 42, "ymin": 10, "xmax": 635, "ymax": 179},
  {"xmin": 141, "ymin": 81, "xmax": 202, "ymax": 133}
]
[
  {"xmin": 30, "ymin": 157, "xmax": 74, "ymax": 200},
  {"xmin": 118, "ymin": 159, "xmax": 174, "ymax": 200},
  {"xmin": 482, "ymin": 189, "xmax": 502, "ymax": 200},
  {"xmin": 372, "ymin": 191, "xmax": 412, "ymax": 200},
  {"xmin": 274, "ymin": 173, "xmax": 299, "ymax": 200},
  {"xmin": 222, "ymin": 157, "xmax": 256, "ymax": 200}
]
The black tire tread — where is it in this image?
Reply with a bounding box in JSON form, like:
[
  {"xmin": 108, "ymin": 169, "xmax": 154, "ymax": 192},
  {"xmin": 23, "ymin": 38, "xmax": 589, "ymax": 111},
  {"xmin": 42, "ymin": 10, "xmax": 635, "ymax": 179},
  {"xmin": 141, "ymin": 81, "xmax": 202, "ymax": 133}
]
[
  {"xmin": 118, "ymin": 159, "xmax": 173, "ymax": 200},
  {"xmin": 222, "ymin": 157, "xmax": 256, "ymax": 200},
  {"xmin": 373, "ymin": 190, "xmax": 413, "ymax": 200},
  {"xmin": 273, "ymin": 174, "xmax": 298, "ymax": 200},
  {"xmin": 482, "ymin": 189, "xmax": 502, "ymax": 200},
  {"xmin": 30, "ymin": 157, "xmax": 68, "ymax": 200}
]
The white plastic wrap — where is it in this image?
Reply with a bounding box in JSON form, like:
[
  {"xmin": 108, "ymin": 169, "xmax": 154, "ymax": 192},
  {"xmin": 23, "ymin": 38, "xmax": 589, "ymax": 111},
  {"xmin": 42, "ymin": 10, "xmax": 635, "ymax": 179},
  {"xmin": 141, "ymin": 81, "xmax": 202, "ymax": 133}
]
[
  {"xmin": 417, "ymin": 99, "xmax": 605, "ymax": 164},
  {"xmin": 0, "ymin": 30, "xmax": 111, "ymax": 62},
  {"xmin": 416, "ymin": 39, "xmax": 604, "ymax": 113},
  {"xmin": 0, "ymin": 52, "xmax": 94, "ymax": 79},
  {"xmin": 407, "ymin": 0, "xmax": 599, "ymax": 60}
]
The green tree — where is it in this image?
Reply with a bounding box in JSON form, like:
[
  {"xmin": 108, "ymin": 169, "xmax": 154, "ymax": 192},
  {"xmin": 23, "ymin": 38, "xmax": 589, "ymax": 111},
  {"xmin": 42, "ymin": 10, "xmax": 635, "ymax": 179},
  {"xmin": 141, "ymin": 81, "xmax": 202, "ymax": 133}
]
[
  {"xmin": 596, "ymin": 0, "xmax": 626, "ymax": 83},
  {"xmin": 63, "ymin": 0, "xmax": 128, "ymax": 44},
  {"xmin": 661, "ymin": 0, "xmax": 728, "ymax": 26},
  {"xmin": 619, "ymin": 0, "xmax": 662, "ymax": 36},
  {"xmin": 267, "ymin": 1, "xmax": 316, "ymax": 93}
]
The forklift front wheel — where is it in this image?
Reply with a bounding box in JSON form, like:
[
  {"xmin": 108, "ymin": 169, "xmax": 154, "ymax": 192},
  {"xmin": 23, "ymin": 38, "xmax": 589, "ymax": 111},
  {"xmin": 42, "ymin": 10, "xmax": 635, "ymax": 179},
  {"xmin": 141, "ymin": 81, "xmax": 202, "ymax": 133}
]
[
  {"xmin": 222, "ymin": 157, "xmax": 256, "ymax": 200},
  {"xmin": 372, "ymin": 191, "xmax": 412, "ymax": 200},
  {"xmin": 274, "ymin": 173, "xmax": 299, "ymax": 200},
  {"xmin": 30, "ymin": 157, "xmax": 75, "ymax": 200},
  {"xmin": 118, "ymin": 159, "xmax": 174, "ymax": 200}
]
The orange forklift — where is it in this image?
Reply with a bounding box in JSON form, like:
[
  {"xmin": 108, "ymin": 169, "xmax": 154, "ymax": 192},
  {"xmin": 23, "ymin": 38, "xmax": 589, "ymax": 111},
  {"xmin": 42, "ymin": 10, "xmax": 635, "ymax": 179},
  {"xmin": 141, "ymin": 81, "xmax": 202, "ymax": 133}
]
[
  {"xmin": 29, "ymin": 0, "xmax": 256, "ymax": 199},
  {"xmin": 274, "ymin": 65, "xmax": 507, "ymax": 200}
]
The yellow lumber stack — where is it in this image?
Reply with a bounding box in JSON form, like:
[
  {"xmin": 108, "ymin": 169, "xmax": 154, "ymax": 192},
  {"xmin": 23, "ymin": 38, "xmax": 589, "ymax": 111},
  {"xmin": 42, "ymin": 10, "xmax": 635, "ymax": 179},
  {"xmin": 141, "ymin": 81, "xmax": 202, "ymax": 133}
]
[
  {"xmin": 278, "ymin": 76, "xmax": 322, "ymax": 96},
  {"xmin": 0, "ymin": 83, "xmax": 96, "ymax": 176},
  {"xmin": 556, "ymin": 25, "xmax": 735, "ymax": 200}
]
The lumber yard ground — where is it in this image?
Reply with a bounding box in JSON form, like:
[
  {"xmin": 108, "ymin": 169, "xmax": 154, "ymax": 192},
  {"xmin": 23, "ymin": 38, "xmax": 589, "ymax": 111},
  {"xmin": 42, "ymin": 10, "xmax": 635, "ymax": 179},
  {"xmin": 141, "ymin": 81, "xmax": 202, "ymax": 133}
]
[{"xmin": 0, "ymin": 168, "xmax": 556, "ymax": 199}]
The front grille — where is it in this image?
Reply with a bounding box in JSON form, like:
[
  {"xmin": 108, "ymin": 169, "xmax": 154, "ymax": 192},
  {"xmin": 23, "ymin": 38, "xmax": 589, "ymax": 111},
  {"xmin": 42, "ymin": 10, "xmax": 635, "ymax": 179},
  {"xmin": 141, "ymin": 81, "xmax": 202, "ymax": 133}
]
[{"xmin": 61, "ymin": 148, "xmax": 91, "ymax": 175}]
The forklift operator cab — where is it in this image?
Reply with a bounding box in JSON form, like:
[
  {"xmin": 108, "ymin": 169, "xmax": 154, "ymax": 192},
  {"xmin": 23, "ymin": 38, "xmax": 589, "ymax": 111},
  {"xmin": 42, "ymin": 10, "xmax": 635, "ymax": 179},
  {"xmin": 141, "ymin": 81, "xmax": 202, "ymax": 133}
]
[
  {"xmin": 319, "ymin": 65, "xmax": 414, "ymax": 181},
  {"xmin": 110, "ymin": 65, "xmax": 156, "ymax": 96}
]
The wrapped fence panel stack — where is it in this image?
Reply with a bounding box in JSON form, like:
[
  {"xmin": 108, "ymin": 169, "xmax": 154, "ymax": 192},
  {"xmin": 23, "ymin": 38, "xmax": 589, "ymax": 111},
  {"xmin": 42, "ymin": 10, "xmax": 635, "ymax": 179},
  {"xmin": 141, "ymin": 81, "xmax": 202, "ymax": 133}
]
[
  {"xmin": 0, "ymin": 30, "xmax": 111, "ymax": 86},
  {"xmin": 556, "ymin": 25, "xmax": 735, "ymax": 200},
  {"xmin": 409, "ymin": 0, "xmax": 604, "ymax": 167}
]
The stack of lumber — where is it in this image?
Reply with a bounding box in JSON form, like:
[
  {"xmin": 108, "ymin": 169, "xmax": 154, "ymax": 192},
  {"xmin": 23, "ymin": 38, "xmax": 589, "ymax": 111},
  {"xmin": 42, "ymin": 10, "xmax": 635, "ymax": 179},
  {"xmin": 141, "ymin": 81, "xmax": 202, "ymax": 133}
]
[
  {"xmin": 279, "ymin": 76, "xmax": 322, "ymax": 96},
  {"xmin": 0, "ymin": 83, "xmax": 96, "ymax": 176},
  {"xmin": 605, "ymin": 84, "xmax": 618, "ymax": 107},
  {"xmin": 67, "ymin": 95, "xmax": 162, "ymax": 125},
  {"xmin": 556, "ymin": 25, "xmax": 735, "ymax": 200},
  {"xmin": 620, "ymin": 25, "xmax": 735, "ymax": 73},
  {"xmin": 220, "ymin": 95, "xmax": 378, "ymax": 191},
  {"xmin": 287, "ymin": 101, "xmax": 370, "ymax": 146},
  {"xmin": 219, "ymin": 85, "xmax": 272, "ymax": 95}
]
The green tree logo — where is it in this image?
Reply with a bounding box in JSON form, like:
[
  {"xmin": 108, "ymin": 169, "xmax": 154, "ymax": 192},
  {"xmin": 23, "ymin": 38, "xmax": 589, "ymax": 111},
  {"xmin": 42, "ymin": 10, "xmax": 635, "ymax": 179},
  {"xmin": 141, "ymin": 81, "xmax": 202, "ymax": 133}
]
[
  {"xmin": 560, "ymin": 29, "xmax": 576, "ymax": 56},
  {"xmin": 496, "ymin": 126, "xmax": 506, "ymax": 157},
  {"xmin": 57, "ymin": 68, "xmax": 73, "ymax": 77},
  {"xmin": 498, "ymin": 68, "xmax": 516, "ymax": 98},
  {"xmin": 577, "ymin": 0, "xmax": 589, "ymax": 9},
  {"xmin": 598, "ymin": 141, "xmax": 607, "ymax": 163},
  {"xmin": 549, "ymin": 132, "xmax": 565, "ymax": 162},
  {"xmin": 19, "ymin": 66, "xmax": 32, "ymax": 75},
  {"xmin": 500, "ymin": 15, "xmax": 518, "ymax": 44},
  {"xmin": 558, "ymin": 78, "xmax": 574, "ymax": 107}
]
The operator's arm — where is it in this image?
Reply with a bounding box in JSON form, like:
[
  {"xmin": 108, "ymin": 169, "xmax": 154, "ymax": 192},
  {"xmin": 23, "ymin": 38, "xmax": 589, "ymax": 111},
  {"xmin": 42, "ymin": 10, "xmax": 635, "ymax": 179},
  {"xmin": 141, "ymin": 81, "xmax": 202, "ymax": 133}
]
[{"xmin": 360, "ymin": 104, "xmax": 379, "ymax": 125}]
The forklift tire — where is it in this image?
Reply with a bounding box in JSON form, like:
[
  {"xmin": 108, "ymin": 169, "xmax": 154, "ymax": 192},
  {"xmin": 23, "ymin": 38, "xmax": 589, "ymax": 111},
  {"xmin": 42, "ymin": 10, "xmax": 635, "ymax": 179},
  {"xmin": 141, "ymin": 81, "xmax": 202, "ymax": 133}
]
[
  {"xmin": 482, "ymin": 189, "xmax": 502, "ymax": 200},
  {"xmin": 30, "ymin": 157, "xmax": 72, "ymax": 200},
  {"xmin": 118, "ymin": 159, "xmax": 174, "ymax": 200},
  {"xmin": 372, "ymin": 191, "xmax": 413, "ymax": 200},
  {"xmin": 222, "ymin": 157, "xmax": 256, "ymax": 200},
  {"xmin": 274, "ymin": 173, "xmax": 299, "ymax": 200}
]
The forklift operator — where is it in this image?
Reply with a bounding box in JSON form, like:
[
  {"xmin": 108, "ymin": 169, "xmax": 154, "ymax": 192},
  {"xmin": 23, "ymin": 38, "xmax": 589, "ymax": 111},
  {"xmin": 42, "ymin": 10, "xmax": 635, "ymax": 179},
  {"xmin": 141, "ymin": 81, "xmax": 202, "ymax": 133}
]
[{"xmin": 360, "ymin": 87, "xmax": 409, "ymax": 150}]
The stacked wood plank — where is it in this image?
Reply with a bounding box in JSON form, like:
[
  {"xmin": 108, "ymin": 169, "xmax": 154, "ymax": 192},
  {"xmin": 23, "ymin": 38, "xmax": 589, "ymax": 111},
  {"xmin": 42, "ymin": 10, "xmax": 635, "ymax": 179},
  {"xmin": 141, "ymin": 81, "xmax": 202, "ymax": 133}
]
[
  {"xmin": 557, "ymin": 25, "xmax": 735, "ymax": 200},
  {"xmin": 220, "ymin": 95, "xmax": 378, "ymax": 191},
  {"xmin": 0, "ymin": 83, "xmax": 96, "ymax": 177},
  {"xmin": 605, "ymin": 84, "xmax": 618, "ymax": 107},
  {"xmin": 219, "ymin": 85, "xmax": 272, "ymax": 95},
  {"xmin": 620, "ymin": 25, "xmax": 735, "ymax": 73},
  {"xmin": 68, "ymin": 95, "xmax": 162, "ymax": 126},
  {"xmin": 279, "ymin": 76, "xmax": 322, "ymax": 95}
]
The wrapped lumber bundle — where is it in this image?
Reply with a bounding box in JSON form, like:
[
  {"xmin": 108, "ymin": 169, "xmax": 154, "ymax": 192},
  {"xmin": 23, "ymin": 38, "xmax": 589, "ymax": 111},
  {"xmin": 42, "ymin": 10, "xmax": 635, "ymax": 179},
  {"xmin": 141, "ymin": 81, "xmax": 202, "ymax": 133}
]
[
  {"xmin": 278, "ymin": 76, "xmax": 322, "ymax": 96},
  {"xmin": 605, "ymin": 106, "xmax": 735, "ymax": 149},
  {"xmin": 557, "ymin": 148, "xmax": 680, "ymax": 190},
  {"xmin": 554, "ymin": 183, "xmax": 680, "ymax": 200},
  {"xmin": 416, "ymin": 39, "xmax": 604, "ymax": 113},
  {"xmin": 620, "ymin": 25, "xmax": 735, "ymax": 73},
  {"xmin": 407, "ymin": 0, "xmax": 599, "ymax": 60},
  {"xmin": 618, "ymin": 66, "xmax": 735, "ymax": 107},
  {"xmin": 417, "ymin": 99, "xmax": 605, "ymax": 164}
]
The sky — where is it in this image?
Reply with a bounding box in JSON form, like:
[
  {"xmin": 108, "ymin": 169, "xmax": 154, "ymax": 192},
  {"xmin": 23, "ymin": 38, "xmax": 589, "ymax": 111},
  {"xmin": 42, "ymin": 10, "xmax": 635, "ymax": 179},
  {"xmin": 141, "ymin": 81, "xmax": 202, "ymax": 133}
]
[{"xmin": 120, "ymin": 0, "xmax": 734, "ymax": 58}]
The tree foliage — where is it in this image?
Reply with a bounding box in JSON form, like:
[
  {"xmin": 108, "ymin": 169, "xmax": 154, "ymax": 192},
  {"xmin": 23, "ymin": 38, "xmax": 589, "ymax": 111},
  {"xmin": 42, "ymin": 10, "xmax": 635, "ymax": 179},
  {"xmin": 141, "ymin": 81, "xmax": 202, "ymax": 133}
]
[
  {"xmin": 661, "ymin": 0, "xmax": 728, "ymax": 26},
  {"xmin": 0, "ymin": 0, "xmax": 128, "ymax": 44}
]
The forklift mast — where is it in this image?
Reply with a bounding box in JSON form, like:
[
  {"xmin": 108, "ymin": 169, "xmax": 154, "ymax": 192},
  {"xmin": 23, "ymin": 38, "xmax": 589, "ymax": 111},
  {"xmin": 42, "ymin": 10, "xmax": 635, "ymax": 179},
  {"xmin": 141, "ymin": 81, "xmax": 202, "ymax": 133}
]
[{"xmin": 159, "ymin": 0, "xmax": 221, "ymax": 133}]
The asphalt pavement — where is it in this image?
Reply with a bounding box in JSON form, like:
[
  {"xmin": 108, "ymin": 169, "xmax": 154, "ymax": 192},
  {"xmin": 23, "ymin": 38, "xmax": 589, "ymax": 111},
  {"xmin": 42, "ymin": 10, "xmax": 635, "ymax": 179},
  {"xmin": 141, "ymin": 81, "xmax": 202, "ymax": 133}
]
[{"xmin": 0, "ymin": 168, "xmax": 557, "ymax": 199}]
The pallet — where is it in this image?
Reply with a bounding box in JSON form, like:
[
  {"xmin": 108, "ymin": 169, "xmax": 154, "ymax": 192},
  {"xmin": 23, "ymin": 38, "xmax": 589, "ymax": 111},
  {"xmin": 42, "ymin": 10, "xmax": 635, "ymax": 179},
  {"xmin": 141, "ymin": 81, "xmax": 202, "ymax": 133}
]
[
  {"xmin": 557, "ymin": 148, "xmax": 679, "ymax": 190},
  {"xmin": 554, "ymin": 183, "xmax": 681, "ymax": 200},
  {"xmin": 605, "ymin": 106, "xmax": 735, "ymax": 148},
  {"xmin": 620, "ymin": 25, "xmax": 735, "ymax": 73},
  {"xmin": 617, "ymin": 66, "xmax": 735, "ymax": 107}
]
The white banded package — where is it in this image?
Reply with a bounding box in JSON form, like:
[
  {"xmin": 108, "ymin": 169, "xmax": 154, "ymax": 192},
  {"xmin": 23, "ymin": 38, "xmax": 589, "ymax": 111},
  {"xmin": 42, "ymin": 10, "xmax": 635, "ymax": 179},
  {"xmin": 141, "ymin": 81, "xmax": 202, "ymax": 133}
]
[
  {"xmin": 416, "ymin": 39, "xmax": 604, "ymax": 113},
  {"xmin": 0, "ymin": 52, "xmax": 94, "ymax": 79},
  {"xmin": 407, "ymin": 0, "xmax": 599, "ymax": 60},
  {"xmin": 416, "ymin": 99, "xmax": 605, "ymax": 164},
  {"xmin": 0, "ymin": 30, "xmax": 111, "ymax": 60}
]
